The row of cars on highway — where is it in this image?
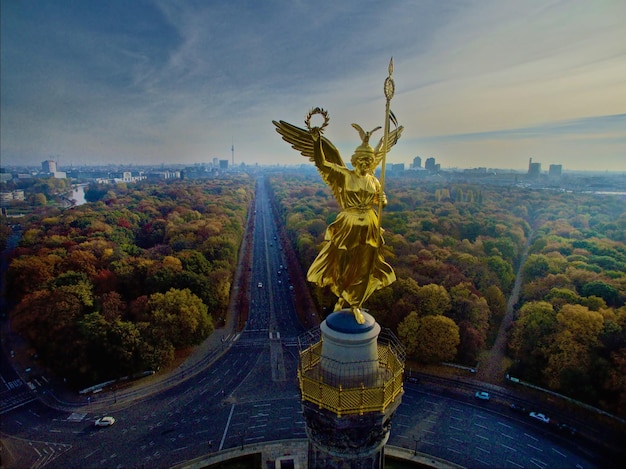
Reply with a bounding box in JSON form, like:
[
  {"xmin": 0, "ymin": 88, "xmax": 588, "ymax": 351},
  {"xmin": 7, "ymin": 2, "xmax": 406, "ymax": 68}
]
[{"xmin": 474, "ymin": 391, "xmax": 578, "ymax": 436}]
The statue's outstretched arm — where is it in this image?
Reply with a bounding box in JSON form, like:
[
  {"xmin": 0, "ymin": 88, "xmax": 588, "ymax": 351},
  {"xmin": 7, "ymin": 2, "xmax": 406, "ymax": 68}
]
[
  {"xmin": 273, "ymin": 118, "xmax": 346, "ymax": 206},
  {"xmin": 311, "ymin": 127, "xmax": 330, "ymax": 170}
]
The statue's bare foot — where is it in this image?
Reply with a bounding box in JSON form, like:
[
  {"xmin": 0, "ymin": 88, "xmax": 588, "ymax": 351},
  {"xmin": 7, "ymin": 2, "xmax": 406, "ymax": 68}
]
[{"xmin": 351, "ymin": 306, "xmax": 365, "ymax": 324}]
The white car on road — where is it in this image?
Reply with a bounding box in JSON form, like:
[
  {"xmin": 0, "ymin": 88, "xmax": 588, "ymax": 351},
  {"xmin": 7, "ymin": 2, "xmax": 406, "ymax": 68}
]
[
  {"xmin": 529, "ymin": 412, "xmax": 550, "ymax": 424},
  {"xmin": 94, "ymin": 416, "xmax": 116, "ymax": 427}
]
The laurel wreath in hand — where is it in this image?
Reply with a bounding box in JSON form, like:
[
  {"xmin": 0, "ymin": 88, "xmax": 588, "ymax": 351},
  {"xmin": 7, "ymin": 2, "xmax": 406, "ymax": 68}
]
[{"xmin": 305, "ymin": 107, "xmax": 330, "ymax": 134}]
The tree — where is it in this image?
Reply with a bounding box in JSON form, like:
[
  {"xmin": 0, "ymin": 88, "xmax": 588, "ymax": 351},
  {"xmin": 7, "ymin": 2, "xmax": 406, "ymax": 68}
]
[
  {"xmin": 99, "ymin": 291, "xmax": 126, "ymax": 321},
  {"xmin": 483, "ymin": 285, "xmax": 507, "ymax": 320},
  {"xmin": 79, "ymin": 312, "xmax": 143, "ymax": 380},
  {"xmin": 147, "ymin": 288, "xmax": 213, "ymax": 348},
  {"xmin": 457, "ymin": 321, "xmax": 484, "ymax": 364},
  {"xmin": 523, "ymin": 254, "xmax": 551, "ymax": 281},
  {"xmin": 581, "ymin": 281, "xmax": 621, "ymax": 307},
  {"xmin": 414, "ymin": 315, "xmax": 460, "ymax": 363},
  {"xmin": 604, "ymin": 348, "xmax": 626, "ymax": 416},
  {"xmin": 398, "ymin": 312, "xmax": 460, "ymax": 363},
  {"xmin": 414, "ymin": 284, "xmax": 451, "ymax": 316},
  {"xmin": 556, "ymin": 304, "xmax": 604, "ymax": 347},
  {"xmin": 547, "ymin": 287, "xmax": 580, "ymax": 309},
  {"xmin": 508, "ymin": 301, "xmax": 557, "ymax": 381},
  {"xmin": 6, "ymin": 255, "xmax": 56, "ymax": 300},
  {"xmin": 397, "ymin": 312, "xmax": 420, "ymax": 356}
]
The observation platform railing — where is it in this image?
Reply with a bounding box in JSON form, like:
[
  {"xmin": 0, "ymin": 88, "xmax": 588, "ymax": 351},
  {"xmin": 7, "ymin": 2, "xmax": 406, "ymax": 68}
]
[{"xmin": 297, "ymin": 328, "xmax": 405, "ymax": 417}]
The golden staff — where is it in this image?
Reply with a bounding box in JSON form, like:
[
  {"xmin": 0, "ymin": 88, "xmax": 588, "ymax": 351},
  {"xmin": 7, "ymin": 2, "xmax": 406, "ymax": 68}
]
[{"xmin": 378, "ymin": 57, "xmax": 395, "ymax": 229}]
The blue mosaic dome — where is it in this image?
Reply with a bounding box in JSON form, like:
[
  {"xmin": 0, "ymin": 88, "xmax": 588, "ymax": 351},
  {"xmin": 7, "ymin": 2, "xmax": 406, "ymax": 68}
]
[{"xmin": 325, "ymin": 310, "xmax": 375, "ymax": 334}]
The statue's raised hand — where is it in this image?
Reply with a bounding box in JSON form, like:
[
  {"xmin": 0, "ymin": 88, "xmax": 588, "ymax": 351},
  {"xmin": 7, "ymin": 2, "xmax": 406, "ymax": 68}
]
[{"xmin": 309, "ymin": 127, "xmax": 321, "ymax": 142}]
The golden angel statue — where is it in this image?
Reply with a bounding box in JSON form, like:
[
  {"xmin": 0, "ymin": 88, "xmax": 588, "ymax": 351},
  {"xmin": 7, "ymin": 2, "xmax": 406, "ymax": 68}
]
[{"xmin": 273, "ymin": 106, "xmax": 403, "ymax": 324}]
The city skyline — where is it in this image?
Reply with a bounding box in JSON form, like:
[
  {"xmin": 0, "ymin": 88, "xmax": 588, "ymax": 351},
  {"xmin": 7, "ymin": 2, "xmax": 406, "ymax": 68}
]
[{"xmin": 1, "ymin": 0, "xmax": 626, "ymax": 171}]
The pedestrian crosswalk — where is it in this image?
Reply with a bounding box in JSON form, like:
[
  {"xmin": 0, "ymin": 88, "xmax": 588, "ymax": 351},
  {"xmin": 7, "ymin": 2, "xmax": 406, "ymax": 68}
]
[{"xmin": 5, "ymin": 378, "xmax": 22, "ymax": 390}]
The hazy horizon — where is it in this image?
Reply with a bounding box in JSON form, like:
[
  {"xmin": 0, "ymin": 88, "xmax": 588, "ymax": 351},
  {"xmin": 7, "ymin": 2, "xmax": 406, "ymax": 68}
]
[{"xmin": 2, "ymin": 1, "xmax": 626, "ymax": 172}]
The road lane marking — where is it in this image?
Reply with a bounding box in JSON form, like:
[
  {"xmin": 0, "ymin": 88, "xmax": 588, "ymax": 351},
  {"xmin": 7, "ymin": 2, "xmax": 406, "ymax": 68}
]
[
  {"xmin": 477, "ymin": 446, "xmax": 490, "ymax": 453},
  {"xmin": 475, "ymin": 434, "xmax": 489, "ymax": 441},
  {"xmin": 219, "ymin": 404, "xmax": 235, "ymax": 451},
  {"xmin": 527, "ymin": 443, "xmax": 543, "ymax": 452},
  {"xmin": 499, "ymin": 443, "xmax": 517, "ymax": 452},
  {"xmin": 84, "ymin": 449, "xmax": 99, "ymax": 459},
  {"xmin": 551, "ymin": 447, "xmax": 567, "ymax": 457},
  {"xmin": 524, "ymin": 433, "xmax": 538, "ymax": 441},
  {"xmin": 501, "ymin": 433, "xmax": 514, "ymax": 440},
  {"xmin": 498, "ymin": 422, "xmax": 512, "ymax": 428},
  {"xmin": 506, "ymin": 459, "xmax": 523, "ymax": 468},
  {"xmin": 450, "ymin": 425, "xmax": 463, "ymax": 431},
  {"xmin": 530, "ymin": 457, "xmax": 547, "ymax": 468},
  {"xmin": 474, "ymin": 423, "xmax": 488, "ymax": 429}
]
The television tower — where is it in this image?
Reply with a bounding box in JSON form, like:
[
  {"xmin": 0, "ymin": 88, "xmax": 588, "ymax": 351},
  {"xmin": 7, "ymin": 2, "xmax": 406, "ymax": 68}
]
[{"xmin": 231, "ymin": 138, "xmax": 235, "ymax": 167}]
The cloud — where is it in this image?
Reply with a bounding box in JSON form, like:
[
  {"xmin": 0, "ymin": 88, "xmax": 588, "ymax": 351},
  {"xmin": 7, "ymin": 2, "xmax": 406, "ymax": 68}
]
[{"xmin": 1, "ymin": 0, "xmax": 625, "ymax": 170}]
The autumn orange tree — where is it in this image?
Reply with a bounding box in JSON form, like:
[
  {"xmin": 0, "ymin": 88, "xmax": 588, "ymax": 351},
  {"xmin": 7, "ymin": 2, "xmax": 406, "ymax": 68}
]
[{"xmin": 7, "ymin": 176, "xmax": 253, "ymax": 388}]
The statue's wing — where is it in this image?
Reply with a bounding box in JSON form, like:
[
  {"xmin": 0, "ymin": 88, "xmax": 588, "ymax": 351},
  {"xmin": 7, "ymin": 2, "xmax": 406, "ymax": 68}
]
[
  {"xmin": 373, "ymin": 125, "xmax": 404, "ymax": 169},
  {"xmin": 273, "ymin": 120, "xmax": 346, "ymax": 206}
]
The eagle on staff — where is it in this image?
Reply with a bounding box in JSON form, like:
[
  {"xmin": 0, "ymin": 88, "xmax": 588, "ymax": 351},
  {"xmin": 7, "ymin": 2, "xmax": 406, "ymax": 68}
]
[{"xmin": 272, "ymin": 59, "xmax": 403, "ymax": 324}]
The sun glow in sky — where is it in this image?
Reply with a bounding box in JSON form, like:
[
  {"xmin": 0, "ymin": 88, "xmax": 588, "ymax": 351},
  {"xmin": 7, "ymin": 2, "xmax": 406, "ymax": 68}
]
[{"xmin": 2, "ymin": 0, "xmax": 625, "ymax": 171}]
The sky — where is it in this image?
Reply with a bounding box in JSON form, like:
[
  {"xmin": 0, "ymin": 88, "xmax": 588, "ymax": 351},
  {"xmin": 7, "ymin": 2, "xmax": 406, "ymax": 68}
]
[{"xmin": 1, "ymin": 0, "xmax": 625, "ymax": 172}]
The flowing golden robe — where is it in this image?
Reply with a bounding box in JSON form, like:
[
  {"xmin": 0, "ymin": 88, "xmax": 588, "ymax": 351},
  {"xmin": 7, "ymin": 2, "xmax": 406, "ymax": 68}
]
[{"xmin": 306, "ymin": 163, "xmax": 396, "ymax": 310}]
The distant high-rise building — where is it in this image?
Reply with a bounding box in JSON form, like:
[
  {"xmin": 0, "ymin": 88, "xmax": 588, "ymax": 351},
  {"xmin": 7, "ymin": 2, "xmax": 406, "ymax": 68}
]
[
  {"xmin": 219, "ymin": 159, "xmax": 229, "ymax": 170},
  {"xmin": 528, "ymin": 158, "xmax": 541, "ymax": 177},
  {"xmin": 212, "ymin": 157, "xmax": 219, "ymax": 167},
  {"xmin": 412, "ymin": 156, "xmax": 422, "ymax": 168},
  {"xmin": 549, "ymin": 164, "xmax": 562, "ymax": 177},
  {"xmin": 425, "ymin": 157, "xmax": 439, "ymax": 171},
  {"xmin": 41, "ymin": 160, "xmax": 57, "ymax": 173}
]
